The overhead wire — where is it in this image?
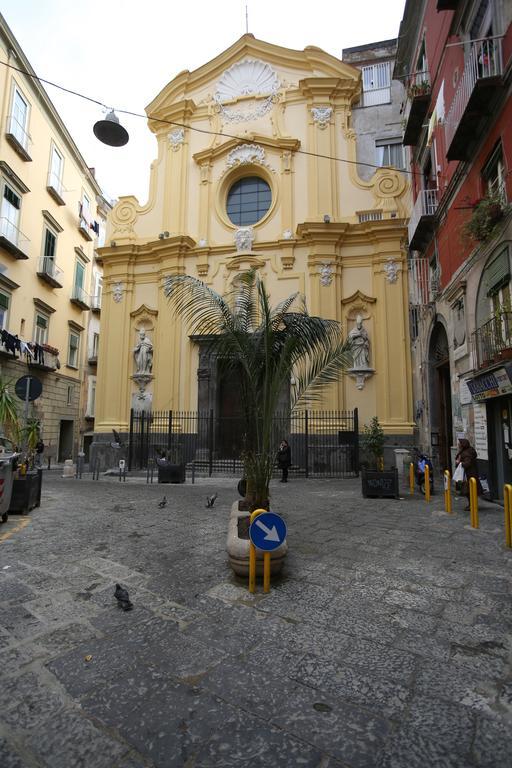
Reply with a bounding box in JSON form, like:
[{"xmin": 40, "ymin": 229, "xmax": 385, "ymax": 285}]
[{"xmin": 0, "ymin": 58, "xmax": 421, "ymax": 177}]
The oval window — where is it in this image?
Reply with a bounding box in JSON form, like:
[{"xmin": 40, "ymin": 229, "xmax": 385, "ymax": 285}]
[{"xmin": 226, "ymin": 176, "xmax": 272, "ymax": 226}]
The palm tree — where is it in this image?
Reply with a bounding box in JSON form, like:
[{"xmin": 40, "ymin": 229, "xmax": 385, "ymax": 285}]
[
  {"xmin": 164, "ymin": 269, "xmax": 353, "ymax": 509},
  {"xmin": 0, "ymin": 376, "xmax": 21, "ymax": 446}
]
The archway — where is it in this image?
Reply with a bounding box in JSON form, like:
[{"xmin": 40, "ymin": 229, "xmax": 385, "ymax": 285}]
[{"xmin": 428, "ymin": 321, "xmax": 453, "ymax": 471}]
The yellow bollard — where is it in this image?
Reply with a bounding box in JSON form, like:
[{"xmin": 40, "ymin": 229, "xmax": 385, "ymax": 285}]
[
  {"xmin": 410, "ymin": 462, "xmax": 415, "ymax": 495},
  {"xmin": 425, "ymin": 463, "xmax": 430, "ymax": 503},
  {"xmin": 263, "ymin": 552, "xmax": 271, "ymax": 593},
  {"xmin": 444, "ymin": 470, "xmax": 452, "ymax": 514},
  {"xmin": 248, "ymin": 508, "xmax": 267, "ymax": 594},
  {"xmin": 469, "ymin": 477, "xmax": 479, "ymax": 528},
  {"xmin": 504, "ymin": 484, "xmax": 512, "ymax": 548}
]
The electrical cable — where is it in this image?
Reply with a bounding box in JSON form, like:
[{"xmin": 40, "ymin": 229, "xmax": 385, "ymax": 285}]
[{"xmin": 0, "ymin": 58, "xmax": 420, "ymax": 177}]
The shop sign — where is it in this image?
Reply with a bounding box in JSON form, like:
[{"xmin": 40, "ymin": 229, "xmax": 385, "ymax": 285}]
[
  {"xmin": 467, "ymin": 367, "xmax": 512, "ymax": 401},
  {"xmin": 473, "ymin": 403, "xmax": 488, "ymax": 461}
]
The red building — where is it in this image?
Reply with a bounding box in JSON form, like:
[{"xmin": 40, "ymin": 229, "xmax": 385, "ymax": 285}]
[{"xmin": 395, "ymin": 0, "xmax": 512, "ymax": 499}]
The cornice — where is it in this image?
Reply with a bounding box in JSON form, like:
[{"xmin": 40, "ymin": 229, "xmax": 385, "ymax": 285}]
[
  {"xmin": 299, "ymin": 76, "xmax": 360, "ymax": 103},
  {"xmin": 148, "ymin": 99, "xmax": 197, "ymax": 134},
  {"xmin": 193, "ymin": 134, "xmax": 301, "ymax": 165}
]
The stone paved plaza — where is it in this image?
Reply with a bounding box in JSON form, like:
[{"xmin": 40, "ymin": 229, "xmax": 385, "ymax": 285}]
[{"xmin": 0, "ymin": 472, "xmax": 511, "ymax": 767}]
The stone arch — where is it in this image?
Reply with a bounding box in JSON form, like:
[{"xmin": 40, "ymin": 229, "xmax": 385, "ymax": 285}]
[{"xmin": 427, "ymin": 319, "xmax": 453, "ymax": 471}]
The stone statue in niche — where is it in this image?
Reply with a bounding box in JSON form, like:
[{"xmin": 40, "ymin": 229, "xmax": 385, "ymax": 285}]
[
  {"xmin": 133, "ymin": 329, "xmax": 153, "ymax": 374},
  {"xmin": 348, "ymin": 315, "xmax": 370, "ymax": 369}
]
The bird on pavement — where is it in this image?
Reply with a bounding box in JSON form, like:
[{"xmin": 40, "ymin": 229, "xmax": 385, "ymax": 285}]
[
  {"xmin": 114, "ymin": 583, "xmax": 133, "ymax": 611},
  {"xmin": 206, "ymin": 493, "xmax": 218, "ymax": 508},
  {"xmin": 158, "ymin": 496, "xmax": 167, "ymax": 508}
]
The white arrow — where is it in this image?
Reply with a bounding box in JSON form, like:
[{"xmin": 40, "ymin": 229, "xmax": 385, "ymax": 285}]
[{"xmin": 255, "ymin": 519, "xmax": 281, "ymax": 542}]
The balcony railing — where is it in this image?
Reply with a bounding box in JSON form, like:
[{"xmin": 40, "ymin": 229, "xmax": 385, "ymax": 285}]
[
  {"xmin": 5, "ymin": 115, "xmax": 32, "ymax": 160},
  {"xmin": 70, "ymin": 285, "xmax": 90, "ymax": 310},
  {"xmin": 37, "ymin": 257, "xmax": 64, "ymax": 288},
  {"xmin": 46, "ymin": 172, "xmax": 66, "ymax": 205},
  {"xmin": 29, "ymin": 346, "xmax": 60, "ymax": 371},
  {"xmin": 408, "ymin": 256, "xmax": 441, "ymax": 307},
  {"xmin": 472, "ymin": 311, "xmax": 512, "ymax": 369},
  {"xmin": 90, "ymin": 294, "xmax": 102, "ymax": 312},
  {"xmin": 445, "ymin": 36, "xmax": 504, "ymax": 160},
  {"xmin": 402, "ymin": 70, "xmax": 431, "ymax": 146},
  {"xmin": 0, "ymin": 217, "xmax": 29, "ymax": 259},
  {"xmin": 408, "ymin": 188, "xmax": 438, "ymax": 249}
]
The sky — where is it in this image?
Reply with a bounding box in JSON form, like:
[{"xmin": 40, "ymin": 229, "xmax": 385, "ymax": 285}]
[{"xmin": 1, "ymin": 0, "xmax": 406, "ymax": 203}]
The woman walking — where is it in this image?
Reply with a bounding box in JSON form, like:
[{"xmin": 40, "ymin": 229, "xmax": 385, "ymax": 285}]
[
  {"xmin": 455, "ymin": 438, "xmax": 481, "ymax": 511},
  {"xmin": 277, "ymin": 440, "xmax": 291, "ymax": 483}
]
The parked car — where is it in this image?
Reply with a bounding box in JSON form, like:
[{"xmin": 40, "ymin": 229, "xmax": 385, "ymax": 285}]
[{"xmin": 0, "ymin": 437, "xmax": 19, "ymax": 524}]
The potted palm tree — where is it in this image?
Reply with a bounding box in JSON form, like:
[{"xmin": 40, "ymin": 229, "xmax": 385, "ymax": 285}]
[{"xmin": 165, "ymin": 269, "xmax": 353, "ymax": 575}]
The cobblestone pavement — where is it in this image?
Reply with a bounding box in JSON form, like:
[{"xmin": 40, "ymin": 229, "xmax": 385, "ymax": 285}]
[{"xmin": 0, "ymin": 472, "xmax": 511, "ymax": 768}]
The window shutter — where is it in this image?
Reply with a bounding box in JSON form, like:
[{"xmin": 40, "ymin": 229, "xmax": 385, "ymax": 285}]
[
  {"xmin": 0, "ymin": 293, "xmax": 9, "ymax": 310},
  {"xmin": 486, "ymin": 248, "xmax": 510, "ymax": 295}
]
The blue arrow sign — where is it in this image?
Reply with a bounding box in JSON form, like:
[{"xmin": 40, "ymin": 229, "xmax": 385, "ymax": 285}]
[{"xmin": 249, "ymin": 512, "xmax": 287, "ymax": 552}]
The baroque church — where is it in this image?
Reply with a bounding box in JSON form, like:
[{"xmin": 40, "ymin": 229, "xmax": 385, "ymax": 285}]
[{"xmin": 93, "ymin": 35, "xmax": 414, "ymax": 462}]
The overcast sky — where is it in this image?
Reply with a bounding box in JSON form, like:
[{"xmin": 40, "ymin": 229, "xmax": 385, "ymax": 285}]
[{"xmin": 1, "ymin": 0, "xmax": 406, "ymax": 203}]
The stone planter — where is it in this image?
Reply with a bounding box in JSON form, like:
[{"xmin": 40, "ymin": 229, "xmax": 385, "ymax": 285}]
[
  {"xmin": 226, "ymin": 501, "xmax": 287, "ymax": 577},
  {"xmin": 9, "ymin": 469, "xmax": 43, "ymax": 514},
  {"xmin": 361, "ymin": 468, "xmax": 399, "ymax": 499}
]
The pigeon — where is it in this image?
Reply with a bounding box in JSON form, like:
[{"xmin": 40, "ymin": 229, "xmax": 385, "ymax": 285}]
[
  {"xmin": 114, "ymin": 583, "xmax": 133, "ymax": 611},
  {"xmin": 158, "ymin": 496, "xmax": 167, "ymax": 508},
  {"xmin": 110, "ymin": 429, "xmax": 125, "ymax": 449},
  {"xmin": 205, "ymin": 493, "xmax": 218, "ymax": 508}
]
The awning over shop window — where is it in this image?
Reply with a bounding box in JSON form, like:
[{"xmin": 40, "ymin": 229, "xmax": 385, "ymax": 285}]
[{"xmin": 466, "ymin": 363, "xmax": 512, "ymax": 401}]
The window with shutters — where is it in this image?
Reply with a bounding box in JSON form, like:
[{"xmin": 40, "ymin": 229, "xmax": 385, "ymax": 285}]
[
  {"xmin": 482, "ymin": 143, "xmax": 507, "ymax": 202},
  {"xmin": 0, "ymin": 290, "xmax": 10, "ymax": 330},
  {"xmin": 68, "ymin": 331, "xmax": 80, "ymax": 368},
  {"xmin": 34, "ymin": 312, "xmax": 49, "ymax": 345},
  {"xmin": 0, "ymin": 182, "xmax": 21, "ymax": 245}
]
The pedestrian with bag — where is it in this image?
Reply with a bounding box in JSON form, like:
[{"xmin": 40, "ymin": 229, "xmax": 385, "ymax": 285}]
[
  {"xmin": 277, "ymin": 439, "xmax": 291, "ymax": 483},
  {"xmin": 454, "ymin": 438, "xmax": 481, "ymax": 511}
]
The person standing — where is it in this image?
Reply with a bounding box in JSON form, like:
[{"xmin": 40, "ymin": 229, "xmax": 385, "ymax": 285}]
[
  {"xmin": 277, "ymin": 440, "xmax": 291, "ymax": 483},
  {"xmin": 455, "ymin": 438, "xmax": 481, "ymax": 511}
]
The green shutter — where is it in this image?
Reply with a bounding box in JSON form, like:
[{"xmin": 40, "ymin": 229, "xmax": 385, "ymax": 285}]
[
  {"xmin": 486, "ymin": 248, "xmax": 510, "ymax": 295},
  {"xmin": 0, "ymin": 293, "xmax": 9, "ymax": 310}
]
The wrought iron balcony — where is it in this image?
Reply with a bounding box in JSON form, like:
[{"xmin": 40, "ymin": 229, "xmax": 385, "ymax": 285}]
[
  {"xmin": 90, "ymin": 294, "xmax": 102, "ymax": 312},
  {"xmin": 37, "ymin": 257, "xmax": 63, "ymax": 288},
  {"xmin": 445, "ymin": 36, "xmax": 504, "ymax": 161},
  {"xmin": 408, "ymin": 189, "xmax": 438, "ymax": 250},
  {"xmin": 46, "ymin": 172, "xmax": 66, "ymax": 205},
  {"xmin": 5, "ymin": 115, "xmax": 32, "ymax": 160},
  {"xmin": 402, "ymin": 71, "xmax": 431, "ymax": 146},
  {"xmin": 0, "ymin": 217, "xmax": 29, "ymax": 259},
  {"xmin": 472, "ymin": 311, "xmax": 512, "ymax": 370},
  {"xmin": 408, "ymin": 256, "xmax": 440, "ymax": 307},
  {"xmin": 70, "ymin": 285, "xmax": 90, "ymax": 310}
]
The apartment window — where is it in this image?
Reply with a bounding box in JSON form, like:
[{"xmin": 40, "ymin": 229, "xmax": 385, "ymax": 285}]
[
  {"xmin": 482, "ymin": 144, "xmax": 507, "ymax": 201},
  {"xmin": 9, "ymin": 86, "xmax": 30, "ymax": 151},
  {"xmin": 87, "ymin": 377, "xmax": 97, "ymax": 417},
  {"xmin": 376, "ymin": 139, "xmax": 405, "ymax": 170},
  {"xmin": 34, "ymin": 312, "xmax": 49, "ymax": 345},
  {"xmin": 0, "ymin": 290, "xmax": 10, "ymax": 330},
  {"xmin": 0, "ymin": 182, "xmax": 21, "ymax": 244},
  {"xmin": 361, "ymin": 62, "xmax": 390, "ymax": 106},
  {"xmin": 48, "ymin": 145, "xmax": 64, "ymax": 198},
  {"xmin": 41, "ymin": 227, "xmax": 57, "ymax": 274},
  {"xmin": 67, "ymin": 385, "xmax": 74, "ymax": 406},
  {"xmin": 68, "ymin": 331, "xmax": 80, "ymax": 368},
  {"xmin": 93, "ymin": 272, "xmax": 102, "ymax": 306},
  {"xmin": 92, "ymin": 332, "xmax": 99, "ymax": 358}
]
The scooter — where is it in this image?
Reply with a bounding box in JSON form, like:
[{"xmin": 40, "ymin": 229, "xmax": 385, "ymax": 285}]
[{"xmin": 416, "ymin": 453, "xmax": 434, "ymax": 495}]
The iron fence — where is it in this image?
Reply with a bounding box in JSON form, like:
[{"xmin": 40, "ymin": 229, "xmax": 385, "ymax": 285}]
[{"xmin": 128, "ymin": 408, "xmax": 359, "ymax": 478}]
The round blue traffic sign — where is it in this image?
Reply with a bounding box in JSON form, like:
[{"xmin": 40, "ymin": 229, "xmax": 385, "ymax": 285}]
[{"xmin": 249, "ymin": 511, "xmax": 287, "ymax": 552}]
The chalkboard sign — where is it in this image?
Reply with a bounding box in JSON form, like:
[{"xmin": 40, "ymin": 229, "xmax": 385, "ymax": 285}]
[{"xmin": 361, "ymin": 468, "xmax": 399, "ymax": 499}]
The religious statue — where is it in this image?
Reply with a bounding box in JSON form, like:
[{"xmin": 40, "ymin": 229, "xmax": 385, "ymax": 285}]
[
  {"xmin": 133, "ymin": 329, "xmax": 153, "ymax": 374},
  {"xmin": 348, "ymin": 315, "xmax": 370, "ymax": 369}
]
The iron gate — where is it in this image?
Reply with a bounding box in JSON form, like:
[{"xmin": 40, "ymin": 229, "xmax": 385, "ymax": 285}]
[{"xmin": 128, "ymin": 408, "xmax": 359, "ymax": 478}]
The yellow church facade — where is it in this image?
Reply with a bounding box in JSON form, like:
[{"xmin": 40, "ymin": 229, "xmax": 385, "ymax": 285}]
[{"xmin": 95, "ymin": 35, "xmax": 414, "ymax": 447}]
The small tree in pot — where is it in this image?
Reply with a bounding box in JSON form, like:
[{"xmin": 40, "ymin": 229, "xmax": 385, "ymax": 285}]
[
  {"xmin": 360, "ymin": 416, "xmax": 398, "ymax": 498},
  {"xmin": 362, "ymin": 416, "xmax": 385, "ymax": 469}
]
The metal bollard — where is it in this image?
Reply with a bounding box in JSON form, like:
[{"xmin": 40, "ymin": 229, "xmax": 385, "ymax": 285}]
[
  {"xmin": 191, "ymin": 461, "xmax": 195, "ymax": 484},
  {"xmin": 425, "ymin": 464, "xmax": 430, "ymax": 503},
  {"xmin": 504, "ymin": 484, "xmax": 512, "ymax": 548},
  {"xmin": 469, "ymin": 477, "xmax": 479, "ymax": 528},
  {"xmin": 409, "ymin": 462, "xmax": 414, "ymax": 495},
  {"xmin": 444, "ymin": 470, "xmax": 452, "ymax": 514}
]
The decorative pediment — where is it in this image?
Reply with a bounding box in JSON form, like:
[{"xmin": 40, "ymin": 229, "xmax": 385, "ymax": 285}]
[
  {"xmin": 342, "ymin": 290, "xmax": 376, "ymax": 320},
  {"xmin": 225, "ymin": 255, "xmax": 266, "ymax": 271},
  {"xmin": 130, "ymin": 304, "xmax": 158, "ymax": 331},
  {"xmin": 193, "ymin": 134, "xmax": 300, "ymax": 167}
]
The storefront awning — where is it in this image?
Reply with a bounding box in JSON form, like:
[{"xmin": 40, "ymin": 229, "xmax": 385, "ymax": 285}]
[{"xmin": 466, "ymin": 363, "xmax": 512, "ymax": 402}]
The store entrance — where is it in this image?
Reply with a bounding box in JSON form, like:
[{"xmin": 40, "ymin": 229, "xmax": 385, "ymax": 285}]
[{"xmin": 488, "ymin": 396, "xmax": 512, "ymax": 500}]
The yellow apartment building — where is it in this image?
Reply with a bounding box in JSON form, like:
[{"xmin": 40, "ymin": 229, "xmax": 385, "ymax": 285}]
[
  {"xmin": 93, "ymin": 35, "xmax": 414, "ymax": 465},
  {"xmin": 0, "ymin": 14, "xmax": 105, "ymax": 462}
]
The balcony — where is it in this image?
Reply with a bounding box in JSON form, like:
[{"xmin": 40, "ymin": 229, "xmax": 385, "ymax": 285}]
[
  {"xmin": 46, "ymin": 172, "xmax": 66, "ymax": 206},
  {"xmin": 88, "ymin": 354, "xmax": 98, "ymax": 366},
  {"xmin": 445, "ymin": 37, "xmax": 504, "ymax": 161},
  {"xmin": 90, "ymin": 294, "xmax": 102, "ymax": 313},
  {"xmin": 402, "ymin": 72, "xmax": 431, "ymax": 146},
  {"xmin": 70, "ymin": 285, "xmax": 90, "ymax": 310},
  {"xmin": 472, "ymin": 311, "xmax": 512, "ymax": 370},
  {"xmin": 28, "ymin": 345, "xmax": 60, "ymax": 371},
  {"xmin": 408, "ymin": 189, "xmax": 439, "ymax": 250},
  {"xmin": 78, "ymin": 216, "xmax": 93, "ymax": 241},
  {"xmin": 5, "ymin": 115, "xmax": 32, "ymax": 161},
  {"xmin": 0, "ymin": 217, "xmax": 29, "ymax": 259},
  {"xmin": 36, "ymin": 257, "xmax": 64, "ymax": 288}
]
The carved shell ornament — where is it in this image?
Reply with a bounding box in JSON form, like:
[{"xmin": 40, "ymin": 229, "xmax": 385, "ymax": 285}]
[
  {"xmin": 214, "ymin": 59, "xmax": 280, "ymax": 123},
  {"xmin": 223, "ymin": 144, "xmax": 275, "ymax": 175}
]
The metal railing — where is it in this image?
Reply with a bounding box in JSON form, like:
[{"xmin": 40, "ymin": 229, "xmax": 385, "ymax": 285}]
[
  {"xmin": 71, "ymin": 285, "xmax": 90, "ymax": 306},
  {"xmin": 46, "ymin": 171, "xmax": 65, "ymax": 200},
  {"xmin": 408, "ymin": 188, "xmax": 438, "ymax": 243},
  {"xmin": 37, "ymin": 256, "xmax": 63, "ymax": 284},
  {"xmin": 408, "ymin": 256, "xmax": 433, "ymax": 306},
  {"xmin": 0, "ymin": 217, "xmax": 29, "ymax": 252},
  {"xmin": 5, "ymin": 115, "xmax": 31, "ymax": 153},
  {"xmin": 129, "ymin": 408, "xmax": 359, "ymax": 478},
  {"xmin": 402, "ymin": 69, "xmax": 431, "ymax": 125},
  {"xmin": 358, "ymin": 211, "xmax": 383, "ymax": 223},
  {"xmin": 445, "ymin": 36, "xmax": 504, "ymax": 150},
  {"xmin": 90, "ymin": 294, "xmax": 102, "ymax": 310},
  {"xmin": 472, "ymin": 310, "xmax": 512, "ymax": 368}
]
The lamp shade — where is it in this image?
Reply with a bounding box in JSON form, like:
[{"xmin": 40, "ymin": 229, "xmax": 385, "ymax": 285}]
[{"xmin": 93, "ymin": 110, "xmax": 129, "ymax": 147}]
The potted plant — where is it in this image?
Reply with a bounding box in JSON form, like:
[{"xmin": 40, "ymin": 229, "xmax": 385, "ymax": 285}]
[
  {"xmin": 155, "ymin": 445, "xmax": 185, "ymax": 484},
  {"xmin": 408, "ymin": 80, "xmax": 430, "ymax": 98},
  {"xmin": 462, "ymin": 192, "xmax": 511, "ymax": 243},
  {"xmin": 360, "ymin": 416, "xmax": 399, "ymax": 498},
  {"xmin": 164, "ymin": 269, "xmax": 353, "ymax": 574}
]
